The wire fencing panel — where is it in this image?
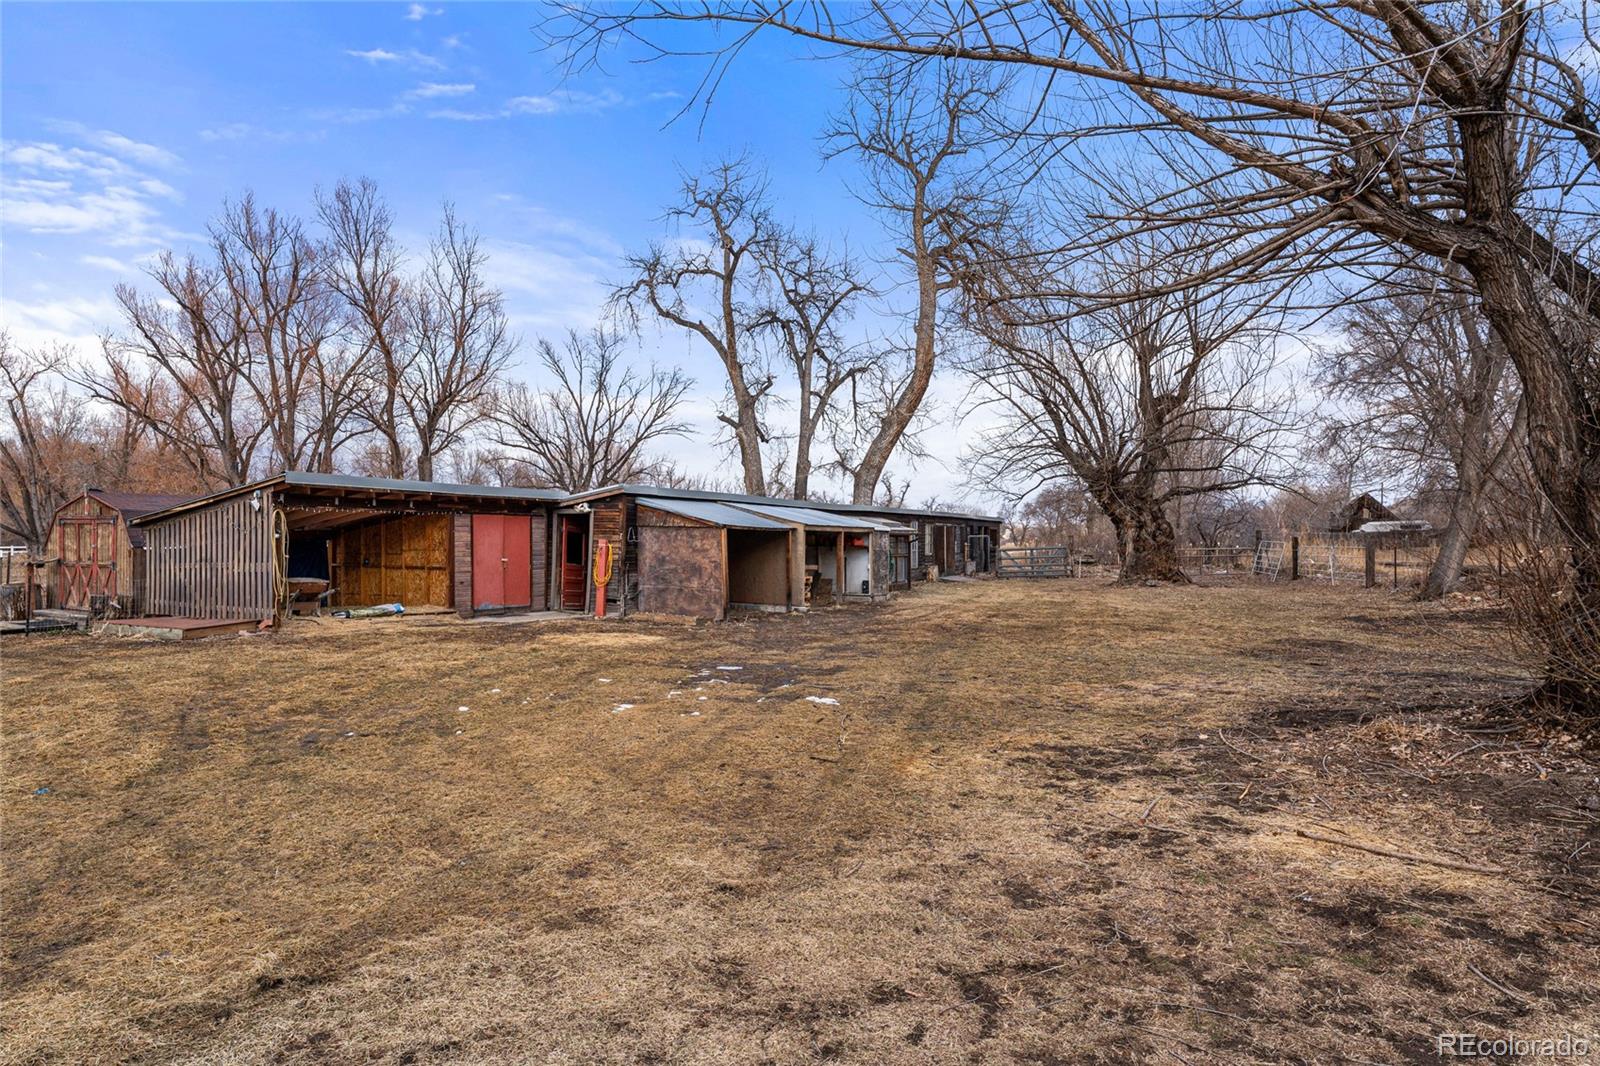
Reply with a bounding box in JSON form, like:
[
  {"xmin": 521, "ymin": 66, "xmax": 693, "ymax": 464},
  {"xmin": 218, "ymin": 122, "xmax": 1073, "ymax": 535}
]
[
  {"xmin": 1178, "ymin": 535, "xmax": 1441, "ymax": 587},
  {"xmin": 1176, "ymin": 545, "xmax": 1263, "ymax": 578}
]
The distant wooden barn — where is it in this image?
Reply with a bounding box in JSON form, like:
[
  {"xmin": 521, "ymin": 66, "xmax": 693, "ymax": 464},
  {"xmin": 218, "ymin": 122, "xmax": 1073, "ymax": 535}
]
[
  {"xmin": 50, "ymin": 489, "xmax": 194, "ymax": 615},
  {"xmin": 1328, "ymin": 493, "xmax": 1399, "ymax": 533}
]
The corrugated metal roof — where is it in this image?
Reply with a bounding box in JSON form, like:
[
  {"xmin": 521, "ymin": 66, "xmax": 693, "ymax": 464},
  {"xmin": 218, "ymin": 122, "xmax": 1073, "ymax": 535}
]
[
  {"xmin": 282, "ymin": 471, "xmax": 566, "ymax": 501},
  {"xmin": 560, "ymin": 482, "xmax": 1002, "ymax": 524},
  {"xmin": 133, "ymin": 470, "xmax": 567, "ymax": 524},
  {"xmin": 730, "ymin": 503, "xmax": 879, "ymax": 531},
  {"xmin": 637, "ymin": 497, "xmax": 793, "ymax": 530},
  {"xmin": 855, "ymin": 515, "xmax": 916, "ymax": 534}
]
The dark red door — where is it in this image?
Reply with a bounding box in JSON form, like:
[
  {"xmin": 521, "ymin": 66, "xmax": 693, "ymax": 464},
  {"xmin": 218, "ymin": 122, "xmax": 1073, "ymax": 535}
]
[
  {"xmin": 560, "ymin": 517, "xmax": 587, "ymax": 611},
  {"xmin": 472, "ymin": 515, "xmax": 532, "ymax": 611},
  {"xmin": 501, "ymin": 516, "xmax": 531, "ymax": 608}
]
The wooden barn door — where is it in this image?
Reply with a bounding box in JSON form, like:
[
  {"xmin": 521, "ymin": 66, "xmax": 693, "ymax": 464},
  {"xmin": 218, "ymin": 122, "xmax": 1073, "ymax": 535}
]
[
  {"xmin": 559, "ymin": 516, "xmax": 588, "ymax": 611},
  {"xmin": 472, "ymin": 514, "xmax": 532, "ymax": 611},
  {"xmin": 58, "ymin": 505, "xmax": 118, "ymax": 610}
]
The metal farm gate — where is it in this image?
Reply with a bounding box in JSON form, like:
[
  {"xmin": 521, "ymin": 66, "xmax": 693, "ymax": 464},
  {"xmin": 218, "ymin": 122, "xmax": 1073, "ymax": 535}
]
[{"xmin": 998, "ymin": 546, "xmax": 1071, "ymax": 578}]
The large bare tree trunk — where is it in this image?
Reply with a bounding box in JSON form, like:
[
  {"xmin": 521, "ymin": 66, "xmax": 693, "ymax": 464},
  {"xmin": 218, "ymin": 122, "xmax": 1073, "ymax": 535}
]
[
  {"xmin": 618, "ymin": 160, "xmax": 776, "ymax": 497},
  {"xmin": 1466, "ymin": 249, "xmax": 1600, "ymax": 713},
  {"xmin": 1104, "ymin": 494, "xmax": 1189, "ymax": 584},
  {"xmin": 852, "ymin": 257, "xmax": 937, "ymax": 503}
]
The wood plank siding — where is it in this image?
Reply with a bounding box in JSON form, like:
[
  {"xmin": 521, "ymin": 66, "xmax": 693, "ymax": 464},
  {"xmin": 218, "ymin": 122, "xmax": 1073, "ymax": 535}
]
[
  {"xmin": 591, "ymin": 500, "xmax": 626, "ymax": 612},
  {"xmin": 330, "ymin": 514, "xmax": 453, "ymax": 609},
  {"xmin": 142, "ymin": 493, "xmax": 275, "ymax": 620},
  {"xmin": 636, "ymin": 505, "xmax": 726, "ymax": 620}
]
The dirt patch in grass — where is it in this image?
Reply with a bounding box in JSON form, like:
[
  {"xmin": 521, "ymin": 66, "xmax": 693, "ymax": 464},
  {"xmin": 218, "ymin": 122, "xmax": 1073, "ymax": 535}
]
[{"xmin": 3, "ymin": 580, "xmax": 1596, "ymax": 1064}]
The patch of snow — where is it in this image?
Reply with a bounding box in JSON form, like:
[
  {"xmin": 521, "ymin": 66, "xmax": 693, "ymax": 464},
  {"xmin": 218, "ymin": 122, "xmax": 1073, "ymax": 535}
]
[
  {"xmin": 716, "ymin": 665, "xmax": 743, "ymax": 672},
  {"xmin": 457, "ymin": 705, "xmax": 470, "ymax": 713},
  {"xmin": 611, "ymin": 703, "xmax": 634, "ymax": 714},
  {"xmin": 805, "ymin": 696, "xmax": 840, "ymax": 706},
  {"xmin": 597, "ymin": 677, "xmax": 613, "ymax": 684}
]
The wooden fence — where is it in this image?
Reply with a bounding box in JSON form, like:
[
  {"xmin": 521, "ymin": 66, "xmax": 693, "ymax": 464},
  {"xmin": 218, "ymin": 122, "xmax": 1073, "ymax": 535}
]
[
  {"xmin": 998, "ymin": 546, "xmax": 1073, "ymax": 578},
  {"xmin": 143, "ymin": 493, "xmax": 276, "ymax": 620}
]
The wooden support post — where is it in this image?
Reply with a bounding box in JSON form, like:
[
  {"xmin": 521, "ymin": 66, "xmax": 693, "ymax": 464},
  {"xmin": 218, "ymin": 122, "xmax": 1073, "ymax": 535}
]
[
  {"xmin": 835, "ymin": 531, "xmax": 845, "ymax": 604},
  {"xmin": 1290, "ymin": 536, "xmax": 1300, "ymax": 581},
  {"xmin": 1363, "ymin": 541, "xmax": 1377, "ymax": 588}
]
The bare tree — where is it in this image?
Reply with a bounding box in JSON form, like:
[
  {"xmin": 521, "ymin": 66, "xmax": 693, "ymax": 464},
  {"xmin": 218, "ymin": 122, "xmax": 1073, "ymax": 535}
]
[
  {"xmin": 965, "ymin": 233, "xmax": 1297, "ymax": 582},
  {"xmin": 320, "ymin": 182, "xmax": 510, "ymax": 480},
  {"xmin": 210, "ymin": 195, "xmax": 340, "ymax": 472},
  {"xmin": 487, "ymin": 326, "xmax": 691, "ymax": 491},
  {"xmin": 826, "ymin": 62, "xmax": 1000, "ymax": 503},
  {"xmin": 84, "ymin": 193, "xmax": 379, "ymax": 484},
  {"xmin": 548, "ymin": 0, "xmax": 1600, "ymax": 718},
  {"xmin": 0, "ymin": 339, "xmax": 84, "ymax": 550},
  {"xmin": 405, "ymin": 207, "xmax": 513, "ymax": 481},
  {"xmin": 0, "ymin": 336, "xmax": 197, "ymax": 549},
  {"xmin": 1319, "ymin": 268, "xmax": 1522, "ymax": 597},
  {"xmin": 616, "ymin": 159, "xmax": 777, "ymax": 494},
  {"xmin": 823, "ymin": 349, "xmax": 935, "ymax": 503},
  {"xmin": 755, "ymin": 235, "xmax": 873, "ymax": 498},
  {"xmin": 318, "ymin": 178, "xmax": 414, "ymax": 477},
  {"xmin": 86, "ymin": 250, "xmax": 263, "ymax": 486}
]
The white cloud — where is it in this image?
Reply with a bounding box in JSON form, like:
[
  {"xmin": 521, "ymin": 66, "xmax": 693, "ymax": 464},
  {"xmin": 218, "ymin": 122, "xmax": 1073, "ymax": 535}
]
[
  {"xmin": 346, "ymin": 46, "xmax": 443, "ymax": 70},
  {"xmin": 427, "ymin": 108, "xmax": 499, "ymax": 122},
  {"xmin": 475, "ymin": 199, "xmax": 624, "ymax": 335},
  {"xmin": 404, "ymin": 81, "xmax": 475, "ymax": 100},
  {"xmin": 0, "ymin": 292, "xmax": 122, "ymax": 353},
  {"xmin": 403, "ymin": 3, "xmax": 441, "ymax": 20},
  {"xmin": 80, "ymin": 254, "xmax": 139, "ymax": 274},
  {"xmin": 85, "ymin": 130, "xmax": 180, "ymax": 170},
  {"xmin": 506, "ymin": 88, "xmax": 625, "ymax": 116},
  {"xmin": 1, "ymin": 131, "xmax": 184, "ymax": 246},
  {"xmin": 45, "ymin": 121, "xmax": 181, "ymax": 170},
  {"xmin": 198, "ymin": 121, "xmax": 322, "ymax": 144},
  {"xmin": 429, "ymin": 87, "xmax": 642, "ymax": 123}
]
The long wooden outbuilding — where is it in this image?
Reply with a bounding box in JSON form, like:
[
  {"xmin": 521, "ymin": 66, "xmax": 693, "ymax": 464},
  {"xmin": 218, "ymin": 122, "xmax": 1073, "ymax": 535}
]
[{"xmin": 128, "ymin": 473, "xmax": 1001, "ymax": 624}]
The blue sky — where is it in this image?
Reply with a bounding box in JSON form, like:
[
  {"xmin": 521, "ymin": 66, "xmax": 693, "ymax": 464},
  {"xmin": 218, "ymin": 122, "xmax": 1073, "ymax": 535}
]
[{"xmin": 2, "ymin": 2, "xmax": 989, "ymax": 503}]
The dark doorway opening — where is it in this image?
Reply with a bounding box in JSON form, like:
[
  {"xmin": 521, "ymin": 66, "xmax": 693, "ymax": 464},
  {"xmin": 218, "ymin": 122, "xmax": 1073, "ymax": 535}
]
[{"xmin": 559, "ymin": 515, "xmax": 589, "ymax": 611}]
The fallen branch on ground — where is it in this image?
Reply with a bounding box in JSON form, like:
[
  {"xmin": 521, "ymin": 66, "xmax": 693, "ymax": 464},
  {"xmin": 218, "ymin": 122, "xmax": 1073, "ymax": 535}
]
[{"xmin": 1294, "ymin": 829, "xmax": 1508, "ymax": 875}]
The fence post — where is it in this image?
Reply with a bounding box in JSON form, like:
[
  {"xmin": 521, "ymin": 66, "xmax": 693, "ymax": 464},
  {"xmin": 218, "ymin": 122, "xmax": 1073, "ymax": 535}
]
[
  {"xmin": 1364, "ymin": 541, "xmax": 1377, "ymax": 588},
  {"xmin": 1290, "ymin": 536, "xmax": 1300, "ymax": 581}
]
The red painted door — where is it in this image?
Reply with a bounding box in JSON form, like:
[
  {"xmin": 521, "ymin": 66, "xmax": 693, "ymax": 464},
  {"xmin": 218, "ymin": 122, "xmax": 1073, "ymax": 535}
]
[
  {"xmin": 472, "ymin": 515, "xmax": 504, "ymax": 609},
  {"xmin": 560, "ymin": 517, "xmax": 587, "ymax": 611},
  {"xmin": 472, "ymin": 515, "xmax": 532, "ymax": 611},
  {"xmin": 501, "ymin": 516, "xmax": 531, "ymax": 608}
]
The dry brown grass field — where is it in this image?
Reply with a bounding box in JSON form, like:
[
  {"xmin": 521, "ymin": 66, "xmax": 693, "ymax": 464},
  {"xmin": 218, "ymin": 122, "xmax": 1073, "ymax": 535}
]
[{"xmin": 3, "ymin": 580, "xmax": 1597, "ymax": 1064}]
